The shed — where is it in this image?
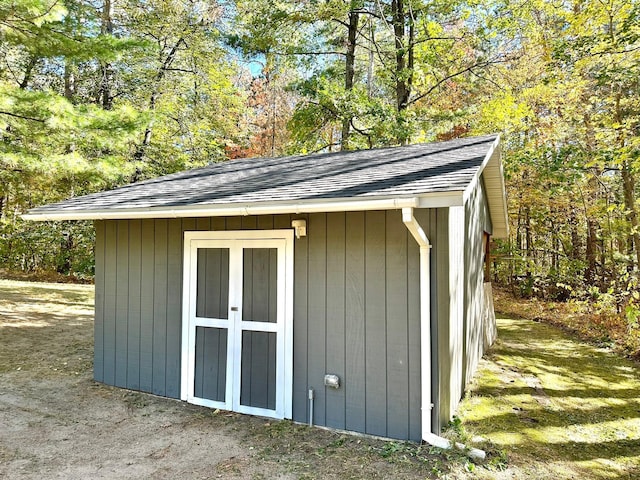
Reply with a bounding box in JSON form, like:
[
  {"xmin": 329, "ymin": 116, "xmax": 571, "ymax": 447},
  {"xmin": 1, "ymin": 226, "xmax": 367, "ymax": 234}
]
[{"xmin": 24, "ymin": 134, "xmax": 508, "ymax": 443}]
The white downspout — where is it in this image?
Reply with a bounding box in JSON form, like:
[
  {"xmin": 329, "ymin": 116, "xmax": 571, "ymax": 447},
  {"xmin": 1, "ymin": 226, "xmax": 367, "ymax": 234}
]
[
  {"xmin": 402, "ymin": 207, "xmax": 485, "ymax": 460},
  {"xmin": 401, "ymin": 208, "xmax": 432, "ymax": 439}
]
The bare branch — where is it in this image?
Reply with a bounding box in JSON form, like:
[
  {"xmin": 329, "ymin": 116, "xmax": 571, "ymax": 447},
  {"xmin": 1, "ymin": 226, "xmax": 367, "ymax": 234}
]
[
  {"xmin": 14, "ymin": 0, "xmax": 61, "ymax": 23},
  {"xmin": 408, "ymin": 57, "xmax": 507, "ymax": 106},
  {"xmin": 469, "ymin": 69, "xmax": 504, "ymax": 91},
  {"xmin": 275, "ymin": 50, "xmax": 346, "ymax": 57},
  {"xmin": 587, "ymin": 45, "xmax": 640, "ymax": 57},
  {"xmin": 0, "ymin": 110, "xmax": 45, "ymax": 123},
  {"xmin": 309, "ymin": 142, "xmax": 341, "ymax": 154},
  {"xmin": 349, "ymin": 119, "xmax": 374, "ymax": 137},
  {"xmin": 410, "ymin": 35, "xmax": 465, "ymax": 46},
  {"xmin": 165, "ymin": 68, "xmax": 197, "ymax": 74},
  {"xmin": 352, "ymin": 8, "xmax": 381, "ymax": 19},
  {"xmin": 330, "ymin": 17, "xmax": 350, "ymax": 29}
]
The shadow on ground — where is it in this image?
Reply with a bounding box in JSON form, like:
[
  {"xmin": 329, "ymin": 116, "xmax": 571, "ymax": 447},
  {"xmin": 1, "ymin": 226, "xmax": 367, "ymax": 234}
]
[{"xmin": 458, "ymin": 317, "xmax": 640, "ymax": 479}]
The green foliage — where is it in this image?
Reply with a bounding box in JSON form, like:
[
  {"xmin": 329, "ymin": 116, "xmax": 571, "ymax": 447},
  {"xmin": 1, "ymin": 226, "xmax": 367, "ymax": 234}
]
[
  {"xmin": 232, "ymin": 0, "xmax": 504, "ymax": 149},
  {"xmin": 443, "ymin": 416, "xmax": 468, "ymax": 442},
  {"xmin": 477, "ymin": 0, "xmax": 640, "ymax": 313},
  {"xmin": 0, "ymin": 219, "xmax": 94, "ymax": 276},
  {"xmin": 2, "ymin": 0, "xmax": 640, "ymax": 351},
  {"xmin": 0, "ymin": 0, "xmax": 249, "ymax": 274}
]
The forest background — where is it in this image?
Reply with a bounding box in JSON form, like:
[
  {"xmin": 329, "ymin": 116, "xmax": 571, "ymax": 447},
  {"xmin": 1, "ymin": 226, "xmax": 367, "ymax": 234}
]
[{"xmin": 1, "ymin": 0, "xmax": 639, "ymax": 352}]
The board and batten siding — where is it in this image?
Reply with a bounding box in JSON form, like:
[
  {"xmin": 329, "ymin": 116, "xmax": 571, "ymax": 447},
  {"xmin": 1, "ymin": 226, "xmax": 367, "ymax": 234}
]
[
  {"xmin": 431, "ymin": 206, "xmax": 465, "ymax": 431},
  {"xmin": 462, "ymin": 178, "xmax": 494, "ymax": 388},
  {"xmin": 433, "ymin": 177, "xmax": 497, "ymax": 430},
  {"xmin": 94, "ymin": 209, "xmax": 444, "ymax": 441}
]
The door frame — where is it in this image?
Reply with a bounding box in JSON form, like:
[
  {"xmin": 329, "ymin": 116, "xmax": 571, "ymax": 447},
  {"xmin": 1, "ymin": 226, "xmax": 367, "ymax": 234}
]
[{"xmin": 180, "ymin": 229, "xmax": 294, "ymax": 419}]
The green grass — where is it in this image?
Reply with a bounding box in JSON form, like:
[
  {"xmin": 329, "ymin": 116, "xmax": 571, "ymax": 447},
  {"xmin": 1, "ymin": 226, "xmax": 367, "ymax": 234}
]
[{"xmin": 457, "ymin": 317, "xmax": 640, "ymax": 479}]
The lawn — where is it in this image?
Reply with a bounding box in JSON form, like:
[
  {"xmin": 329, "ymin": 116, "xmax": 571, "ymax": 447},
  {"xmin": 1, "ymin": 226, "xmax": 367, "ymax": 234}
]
[
  {"xmin": 457, "ymin": 317, "xmax": 640, "ymax": 479},
  {"xmin": 1, "ymin": 278, "xmax": 639, "ymax": 479}
]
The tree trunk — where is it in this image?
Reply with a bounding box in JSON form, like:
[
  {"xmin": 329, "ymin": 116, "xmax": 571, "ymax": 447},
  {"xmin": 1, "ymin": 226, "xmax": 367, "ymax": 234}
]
[
  {"xmin": 133, "ymin": 37, "xmax": 186, "ymax": 167},
  {"xmin": 569, "ymin": 206, "xmax": 581, "ymax": 260},
  {"xmin": 57, "ymin": 232, "xmax": 74, "ymax": 274},
  {"xmin": 612, "ymin": 84, "xmax": 640, "ymax": 270},
  {"xmin": 621, "ymin": 159, "xmax": 640, "ymax": 269},
  {"xmin": 340, "ymin": 8, "xmax": 359, "ymax": 151},
  {"xmin": 99, "ymin": 0, "xmax": 114, "ymax": 110},
  {"xmin": 391, "ymin": 0, "xmax": 414, "ymax": 145},
  {"xmin": 270, "ymin": 71, "xmax": 277, "ymax": 157},
  {"xmin": 19, "ymin": 57, "xmax": 37, "ymax": 90},
  {"xmin": 585, "ymin": 218, "xmax": 598, "ymax": 284},
  {"xmin": 4, "ymin": 57, "xmax": 36, "ymax": 137},
  {"xmin": 367, "ymin": 15, "xmax": 374, "ymax": 98},
  {"xmin": 551, "ymin": 218, "xmax": 559, "ymax": 272},
  {"xmin": 392, "ymin": 0, "xmax": 408, "ymax": 111},
  {"xmin": 581, "ymin": 110, "xmax": 600, "ymax": 284},
  {"xmin": 525, "ymin": 206, "xmax": 532, "ymax": 258},
  {"xmin": 64, "ymin": 60, "xmax": 75, "ymax": 101}
]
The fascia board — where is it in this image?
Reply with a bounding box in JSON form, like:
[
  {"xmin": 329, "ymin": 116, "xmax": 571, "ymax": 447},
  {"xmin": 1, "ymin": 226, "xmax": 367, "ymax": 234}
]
[
  {"xmin": 462, "ymin": 135, "xmax": 509, "ymax": 238},
  {"xmin": 22, "ymin": 192, "xmax": 466, "ymax": 221}
]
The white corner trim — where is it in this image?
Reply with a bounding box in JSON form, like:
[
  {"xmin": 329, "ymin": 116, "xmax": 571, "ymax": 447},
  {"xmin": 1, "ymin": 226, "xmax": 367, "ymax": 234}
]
[
  {"xmin": 463, "ymin": 135, "xmax": 500, "ymax": 204},
  {"xmin": 462, "ymin": 135, "xmax": 509, "ymax": 238}
]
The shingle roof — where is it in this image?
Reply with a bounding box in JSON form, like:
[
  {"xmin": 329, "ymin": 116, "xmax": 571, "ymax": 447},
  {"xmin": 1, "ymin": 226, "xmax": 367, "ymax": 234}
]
[{"xmin": 26, "ymin": 134, "xmax": 498, "ymax": 208}]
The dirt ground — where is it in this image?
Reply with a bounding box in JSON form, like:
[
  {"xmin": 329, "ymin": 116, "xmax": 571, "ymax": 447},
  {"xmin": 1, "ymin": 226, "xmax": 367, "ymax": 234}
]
[
  {"xmin": 0, "ymin": 280, "xmax": 462, "ymax": 480},
  {"xmin": 3, "ymin": 279, "xmax": 639, "ymax": 479}
]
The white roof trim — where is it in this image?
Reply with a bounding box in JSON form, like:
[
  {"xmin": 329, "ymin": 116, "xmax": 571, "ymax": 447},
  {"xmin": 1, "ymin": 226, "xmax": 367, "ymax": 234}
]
[
  {"xmin": 22, "ymin": 191, "xmax": 468, "ymax": 222},
  {"xmin": 463, "ymin": 135, "xmax": 509, "ymax": 238}
]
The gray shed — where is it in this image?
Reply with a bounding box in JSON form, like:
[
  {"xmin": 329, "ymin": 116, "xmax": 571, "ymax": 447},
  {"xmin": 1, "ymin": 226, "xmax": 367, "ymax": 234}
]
[{"xmin": 25, "ymin": 134, "xmax": 508, "ymax": 443}]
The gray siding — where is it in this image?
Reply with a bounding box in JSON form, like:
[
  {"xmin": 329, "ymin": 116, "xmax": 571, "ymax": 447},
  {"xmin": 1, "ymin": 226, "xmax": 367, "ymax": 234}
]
[
  {"xmin": 433, "ymin": 179, "xmax": 496, "ymax": 432},
  {"xmin": 448, "ymin": 206, "xmax": 465, "ymax": 425},
  {"xmin": 293, "ymin": 211, "xmax": 427, "ymax": 440},
  {"xmin": 127, "ymin": 220, "xmax": 141, "ymax": 391},
  {"xmin": 93, "ymin": 220, "xmax": 105, "ymax": 383},
  {"xmin": 432, "ymin": 206, "xmax": 468, "ymax": 432},
  {"xmin": 462, "ymin": 178, "xmax": 493, "ymax": 388},
  {"xmin": 166, "ymin": 219, "xmax": 183, "ymax": 398},
  {"xmin": 94, "ymin": 210, "xmax": 444, "ymax": 441}
]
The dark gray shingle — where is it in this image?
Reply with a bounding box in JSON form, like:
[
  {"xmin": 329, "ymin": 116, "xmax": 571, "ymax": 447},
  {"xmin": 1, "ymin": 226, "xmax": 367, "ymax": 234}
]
[{"xmin": 28, "ymin": 135, "xmax": 497, "ymax": 214}]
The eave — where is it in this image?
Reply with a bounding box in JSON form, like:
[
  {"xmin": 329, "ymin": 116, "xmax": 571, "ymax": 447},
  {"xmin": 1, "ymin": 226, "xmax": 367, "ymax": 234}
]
[
  {"xmin": 21, "ymin": 191, "xmax": 466, "ymax": 222},
  {"xmin": 463, "ymin": 135, "xmax": 509, "ymax": 238}
]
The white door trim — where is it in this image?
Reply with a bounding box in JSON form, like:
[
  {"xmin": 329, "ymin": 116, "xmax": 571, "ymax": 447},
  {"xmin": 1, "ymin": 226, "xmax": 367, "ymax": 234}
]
[{"xmin": 180, "ymin": 229, "xmax": 294, "ymax": 419}]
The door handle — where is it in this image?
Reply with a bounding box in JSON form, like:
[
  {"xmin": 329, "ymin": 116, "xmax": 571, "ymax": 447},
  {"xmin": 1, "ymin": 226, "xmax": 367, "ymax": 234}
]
[{"xmin": 230, "ymin": 306, "xmax": 238, "ymax": 312}]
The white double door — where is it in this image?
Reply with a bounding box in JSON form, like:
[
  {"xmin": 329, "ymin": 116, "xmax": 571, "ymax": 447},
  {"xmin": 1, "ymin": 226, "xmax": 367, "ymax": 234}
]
[{"xmin": 181, "ymin": 230, "xmax": 293, "ymax": 419}]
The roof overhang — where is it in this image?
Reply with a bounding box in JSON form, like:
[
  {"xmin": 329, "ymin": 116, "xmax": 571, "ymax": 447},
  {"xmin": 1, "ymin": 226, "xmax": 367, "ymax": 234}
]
[
  {"xmin": 21, "ymin": 190, "xmax": 465, "ymax": 222},
  {"xmin": 23, "ymin": 136, "xmax": 508, "ymax": 237},
  {"xmin": 463, "ymin": 135, "xmax": 509, "ymax": 238}
]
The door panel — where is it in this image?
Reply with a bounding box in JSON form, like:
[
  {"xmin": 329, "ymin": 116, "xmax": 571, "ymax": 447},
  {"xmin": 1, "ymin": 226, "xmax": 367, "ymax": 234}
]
[
  {"xmin": 240, "ymin": 331, "xmax": 277, "ymax": 410},
  {"xmin": 242, "ymin": 248, "xmax": 277, "ymax": 323},
  {"xmin": 194, "ymin": 326, "xmax": 227, "ymax": 402},
  {"xmin": 196, "ymin": 248, "xmax": 229, "ymax": 319}
]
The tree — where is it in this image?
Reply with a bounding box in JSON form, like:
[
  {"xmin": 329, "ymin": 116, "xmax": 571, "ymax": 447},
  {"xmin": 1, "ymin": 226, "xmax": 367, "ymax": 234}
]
[
  {"xmin": 472, "ymin": 0, "xmax": 640, "ymax": 297},
  {"xmin": 0, "ymin": 0, "xmax": 248, "ymax": 274}
]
